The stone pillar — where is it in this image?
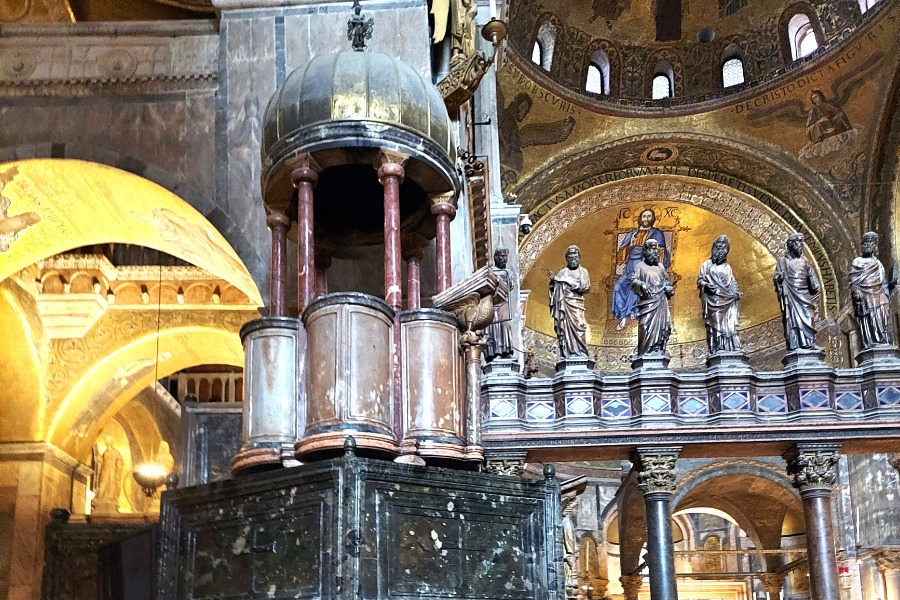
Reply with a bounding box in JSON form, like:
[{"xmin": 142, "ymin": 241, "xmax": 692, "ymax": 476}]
[
  {"xmin": 377, "ymin": 151, "xmax": 407, "ymax": 440},
  {"xmin": 314, "ymin": 248, "xmax": 332, "ymax": 298},
  {"xmin": 784, "ymin": 443, "xmax": 841, "ymax": 600},
  {"xmin": 266, "ymin": 211, "xmax": 291, "ymax": 317},
  {"xmin": 289, "ymin": 156, "xmax": 319, "ymax": 313},
  {"xmin": 376, "ymin": 152, "xmax": 407, "ymax": 311},
  {"xmin": 875, "ymin": 550, "xmax": 900, "ymax": 600},
  {"xmin": 430, "ymin": 192, "xmax": 456, "ymax": 294},
  {"xmin": 632, "ymin": 447, "xmax": 681, "ymax": 600},
  {"xmin": 619, "ymin": 575, "xmax": 644, "ymax": 600},
  {"xmin": 461, "ymin": 332, "xmax": 485, "ymax": 454},
  {"xmin": 759, "ymin": 572, "xmax": 785, "ymax": 600},
  {"xmin": 402, "ymin": 234, "xmax": 427, "ymax": 310}
]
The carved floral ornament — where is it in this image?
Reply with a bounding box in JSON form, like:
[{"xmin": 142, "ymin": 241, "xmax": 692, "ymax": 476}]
[
  {"xmin": 874, "ymin": 549, "xmax": 900, "ymax": 572},
  {"xmin": 635, "ymin": 453, "xmax": 678, "ymax": 495}
]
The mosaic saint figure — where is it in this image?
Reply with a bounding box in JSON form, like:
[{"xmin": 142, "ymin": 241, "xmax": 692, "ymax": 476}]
[
  {"xmin": 549, "ymin": 245, "xmax": 591, "ymax": 358},
  {"xmin": 612, "ymin": 208, "xmax": 669, "ymax": 330},
  {"xmin": 849, "ymin": 232, "xmax": 895, "ymax": 349},
  {"xmin": 485, "ymin": 247, "xmax": 515, "ymax": 361},
  {"xmin": 806, "ymin": 90, "xmax": 852, "ymax": 145},
  {"xmin": 632, "ymin": 239, "xmax": 675, "ymax": 356},
  {"xmin": 697, "ymin": 235, "xmax": 743, "ymax": 354},
  {"xmin": 773, "ymin": 233, "xmax": 820, "ymax": 350}
]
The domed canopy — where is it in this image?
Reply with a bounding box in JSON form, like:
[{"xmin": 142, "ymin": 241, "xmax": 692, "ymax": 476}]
[{"xmin": 261, "ymin": 51, "xmax": 459, "ymax": 212}]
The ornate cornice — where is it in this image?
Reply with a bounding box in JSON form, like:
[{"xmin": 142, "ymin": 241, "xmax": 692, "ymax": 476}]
[{"xmin": 783, "ymin": 444, "xmax": 840, "ymax": 494}]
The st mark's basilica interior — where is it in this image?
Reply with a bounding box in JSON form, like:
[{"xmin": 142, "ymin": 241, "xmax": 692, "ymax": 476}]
[{"xmin": 0, "ymin": 0, "xmax": 899, "ymax": 598}]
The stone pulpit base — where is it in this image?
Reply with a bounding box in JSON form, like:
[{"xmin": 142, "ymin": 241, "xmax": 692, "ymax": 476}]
[{"xmin": 156, "ymin": 445, "xmax": 563, "ymax": 600}]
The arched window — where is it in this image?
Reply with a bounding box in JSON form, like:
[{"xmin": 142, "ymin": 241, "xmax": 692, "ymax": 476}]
[
  {"xmin": 722, "ymin": 57, "xmax": 744, "ymax": 87},
  {"xmin": 651, "ymin": 61, "xmax": 674, "ymax": 100},
  {"xmin": 857, "ymin": 0, "xmax": 882, "ymax": 12},
  {"xmin": 534, "ymin": 21, "xmax": 556, "ymax": 71},
  {"xmin": 585, "ymin": 50, "xmax": 610, "ymax": 95},
  {"xmin": 532, "ymin": 42, "xmax": 543, "ymax": 66},
  {"xmin": 787, "ymin": 13, "xmax": 819, "ymax": 60}
]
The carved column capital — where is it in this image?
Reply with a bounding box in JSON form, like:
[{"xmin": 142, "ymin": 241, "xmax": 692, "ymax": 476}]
[
  {"xmin": 783, "ymin": 443, "xmax": 840, "ymax": 495},
  {"xmin": 874, "ymin": 549, "xmax": 900, "ymax": 572},
  {"xmin": 286, "ymin": 153, "xmax": 321, "ymax": 186},
  {"xmin": 401, "ymin": 233, "xmax": 428, "ymax": 262},
  {"xmin": 375, "ymin": 150, "xmax": 408, "ymax": 183},
  {"xmin": 430, "ymin": 201, "xmax": 457, "ymax": 220},
  {"xmin": 619, "ymin": 575, "xmax": 644, "ymax": 600},
  {"xmin": 265, "ymin": 211, "xmax": 291, "ymax": 230},
  {"xmin": 759, "ymin": 572, "xmax": 786, "ymax": 597},
  {"xmin": 889, "ymin": 453, "xmax": 900, "ymax": 475},
  {"xmin": 632, "ymin": 447, "xmax": 680, "ymax": 495}
]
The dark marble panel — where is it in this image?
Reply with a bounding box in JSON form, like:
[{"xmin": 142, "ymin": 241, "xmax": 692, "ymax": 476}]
[
  {"xmin": 157, "ymin": 456, "xmax": 562, "ymax": 600},
  {"xmin": 180, "ymin": 402, "xmax": 242, "ymax": 488}
]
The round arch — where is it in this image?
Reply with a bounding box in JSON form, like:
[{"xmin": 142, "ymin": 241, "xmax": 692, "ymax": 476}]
[
  {"xmin": 0, "ymin": 283, "xmax": 44, "ymax": 440},
  {"xmin": 0, "ymin": 158, "xmax": 262, "ymax": 306},
  {"xmin": 47, "ymin": 325, "xmax": 244, "ymax": 459}
]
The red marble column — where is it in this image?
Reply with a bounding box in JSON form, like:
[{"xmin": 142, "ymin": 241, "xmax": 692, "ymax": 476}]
[
  {"xmin": 377, "ymin": 159, "xmax": 405, "ymax": 311},
  {"xmin": 291, "ymin": 165, "xmax": 318, "ymax": 313},
  {"xmin": 402, "ymin": 234, "xmax": 426, "ymax": 310},
  {"xmin": 315, "ymin": 248, "xmax": 332, "ymax": 298},
  {"xmin": 430, "ymin": 200, "xmax": 456, "ymax": 294},
  {"xmin": 266, "ymin": 211, "xmax": 291, "ymax": 317}
]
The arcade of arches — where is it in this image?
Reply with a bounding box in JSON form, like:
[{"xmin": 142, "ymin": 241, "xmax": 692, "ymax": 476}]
[{"xmin": 0, "ymin": 0, "xmax": 899, "ymax": 599}]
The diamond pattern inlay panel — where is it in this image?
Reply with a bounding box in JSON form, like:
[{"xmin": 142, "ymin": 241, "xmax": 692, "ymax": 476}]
[
  {"xmin": 877, "ymin": 386, "xmax": 900, "ymax": 407},
  {"xmin": 601, "ymin": 396, "xmax": 631, "ymax": 418},
  {"xmin": 678, "ymin": 395, "xmax": 708, "ymax": 416},
  {"xmin": 525, "ymin": 401, "xmax": 555, "ymax": 422},
  {"xmin": 835, "ymin": 392, "xmax": 862, "ymax": 411},
  {"xmin": 800, "ymin": 389, "xmax": 830, "ymax": 410},
  {"xmin": 721, "ymin": 391, "xmax": 750, "ymax": 412},
  {"xmin": 490, "ymin": 398, "xmax": 517, "ymax": 419},
  {"xmin": 757, "ymin": 394, "xmax": 787, "ymax": 414},
  {"xmin": 642, "ymin": 393, "xmax": 671, "ymax": 415},
  {"xmin": 565, "ymin": 394, "xmax": 593, "ymax": 416}
]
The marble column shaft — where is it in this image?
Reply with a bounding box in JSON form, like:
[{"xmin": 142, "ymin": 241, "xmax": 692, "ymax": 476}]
[
  {"xmin": 291, "ymin": 166, "xmax": 318, "ymax": 313},
  {"xmin": 402, "ymin": 239, "xmax": 425, "ymax": 310},
  {"xmin": 431, "ymin": 201, "xmax": 456, "ymax": 293},
  {"xmin": 315, "ymin": 250, "xmax": 331, "ymax": 298},
  {"xmin": 378, "ymin": 160, "xmax": 405, "ymax": 311},
  {"xmin": 784, "ymin": 443, "xmax": 841, "ymax": 600},
  {"xmin": 633, "ymin": 447, "xmax": 680, "ymax": 600},
  {"xmin": 377, "ymin": 154, "xmax": 406, "ymax": 440},
  {"xmin": 266, "ymin": 211, "xmax": 290, "ymax": 317}
]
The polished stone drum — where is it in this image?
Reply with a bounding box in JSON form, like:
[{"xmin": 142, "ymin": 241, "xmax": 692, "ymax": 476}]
[
  {"xmin": 399, "ymin": 309, "xmax": 465, "ymax": 461},
  {"xmin": 298, "ymin": 292, "xmax": 397, "ymax": 458},
  {"xmin": 232, "ymin": 317, "xmax": 300, "ymax": 473}
]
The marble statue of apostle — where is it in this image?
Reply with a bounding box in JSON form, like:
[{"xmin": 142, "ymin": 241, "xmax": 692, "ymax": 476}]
[
  {"xmin": 485, "ymin": 247, "xmax": 515, "ymax": 361},
  {"xmin": 93, "ymin": 438, "xmax": 123, "ymax": 513},
  {"xmin": 549, "ymin": 245, "xmax": 591, "ymax": 358},
  {"xmin": 631, "ymin": 239, "xmax": 675, "ymax": 356},
  {"xmin": 849, "ymin": 232, "xmax": 895, "ymax": 349},
  {"xmin": 697, "ymin": 235, "xmax": 743, "ymax": 354},
  {"xmin": 773, "ymin": 233, "xmax": 820, "ymax": 350}
]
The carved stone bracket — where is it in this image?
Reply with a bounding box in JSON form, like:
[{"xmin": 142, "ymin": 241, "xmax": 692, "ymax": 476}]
[
  {"xmin": 783, "ymin": 443, "xmax": 840, "ymax": 494},
  {"xmin": 437, "ymin": 52, "xmax": 492, "ymax": 112},
  {"xmin": 632, "ymin": 447, "xmax": 680, "ymax": 495},
  {"xmin": 433, "ymin": 265, "xmax": 506, "ymax": 335}
]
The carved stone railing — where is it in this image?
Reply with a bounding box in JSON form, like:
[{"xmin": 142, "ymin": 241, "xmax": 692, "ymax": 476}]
[
  {"xmin": 176, "ymin": 371, "xmax": 242, "ymax": 403},
  {"xmin": 481, "ymin": 357, "xmax": 900, "ymax": 456}
]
